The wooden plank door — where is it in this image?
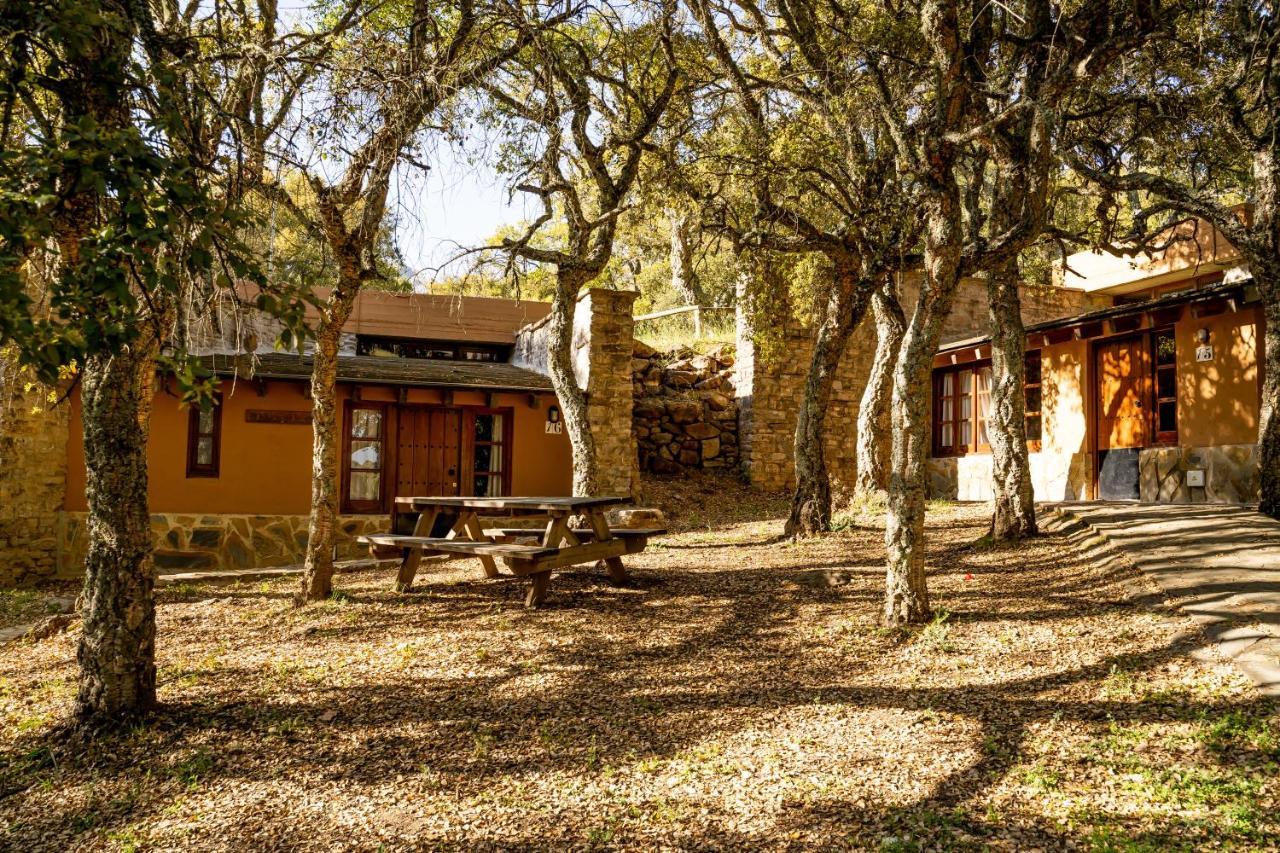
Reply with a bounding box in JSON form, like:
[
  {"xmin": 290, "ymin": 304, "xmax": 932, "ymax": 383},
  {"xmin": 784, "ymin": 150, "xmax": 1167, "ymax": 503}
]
[
  {"xmin": 396, "ymin": 407, "xmax": 462, "ymax": 497},
  {"xmin": 1096, "ymin": 336, "xmax": 1150, "ymax": 500},
  {"xmin": 1097, "ymin": 337, "xmax": 1150, "ymax": 450}
]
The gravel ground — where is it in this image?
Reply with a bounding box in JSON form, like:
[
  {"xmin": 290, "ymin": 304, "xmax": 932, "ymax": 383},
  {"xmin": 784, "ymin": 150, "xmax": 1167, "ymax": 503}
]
[{"xmin": 1, "ymin": 473, "xmax": 1276, "ymax": 851}]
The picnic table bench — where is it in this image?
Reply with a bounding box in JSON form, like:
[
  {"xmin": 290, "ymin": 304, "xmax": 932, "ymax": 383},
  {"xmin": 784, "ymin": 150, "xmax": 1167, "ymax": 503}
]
[{"xmin": 357, "ymin": 495, "xmax": 665, "ymax": 607}]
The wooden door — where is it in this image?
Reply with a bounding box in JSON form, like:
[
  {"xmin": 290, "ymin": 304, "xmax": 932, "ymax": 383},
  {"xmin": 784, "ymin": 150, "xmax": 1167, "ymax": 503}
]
[
  {"xmin": 396, "ymin": 407, "xmax": 462, "ymax": 497},
  {"xmin": 1096, "ymin": 337, "xmax": 1149, "ymax": 450}
]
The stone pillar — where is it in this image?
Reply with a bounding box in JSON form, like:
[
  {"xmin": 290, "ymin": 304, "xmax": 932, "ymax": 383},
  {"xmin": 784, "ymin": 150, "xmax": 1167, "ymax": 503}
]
[
  {"xmin": 583, "ymin": 289, "xmax": 640, "ymax": 498},
  {"xmin": 514, "ymin": 287, "xmax": 639, "ymax": 499},
  {"xmin": 0, "ymin": 363, "xmax": 71, "ymax": 586}
]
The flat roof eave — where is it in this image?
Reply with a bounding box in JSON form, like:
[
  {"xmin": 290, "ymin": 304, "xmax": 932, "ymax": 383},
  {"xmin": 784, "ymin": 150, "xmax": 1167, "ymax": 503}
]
[{"xmin": 936, "ymin": 278, "xmax": 1258, "ymax": 356}]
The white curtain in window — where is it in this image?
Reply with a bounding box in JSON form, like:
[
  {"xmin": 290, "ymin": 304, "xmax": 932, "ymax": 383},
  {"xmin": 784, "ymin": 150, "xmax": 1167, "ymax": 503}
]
[
  {"xmin": 976, "ymin": 366, "xmax": 992, "ymax": 446},
  {"xmin": 940, "ymin": 373, "xmax": 954, "ymax": 446}
]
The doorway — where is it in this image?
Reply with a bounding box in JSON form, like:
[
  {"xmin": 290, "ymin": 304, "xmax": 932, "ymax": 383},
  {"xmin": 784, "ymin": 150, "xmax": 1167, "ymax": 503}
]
[
  {"xmin": 1095, "ymin": 335, "xmax": 1150, "ymax": 499},
  {"xmin": 396, "ymin": 407, "xmax": 463, "ymax": 497}
]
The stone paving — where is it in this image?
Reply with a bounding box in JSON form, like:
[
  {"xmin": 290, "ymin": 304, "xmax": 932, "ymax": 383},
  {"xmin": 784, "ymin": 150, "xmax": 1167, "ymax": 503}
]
[{"xmin": 1045, "ymin": 501, "xmax": 1280, "ymax": 696}]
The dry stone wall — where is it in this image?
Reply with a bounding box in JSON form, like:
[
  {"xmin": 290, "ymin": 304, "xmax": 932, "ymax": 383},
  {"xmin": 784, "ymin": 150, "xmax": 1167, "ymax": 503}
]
[{"xmin": 632, "ymin": 342, "xmax": 739, "ymax": 474}]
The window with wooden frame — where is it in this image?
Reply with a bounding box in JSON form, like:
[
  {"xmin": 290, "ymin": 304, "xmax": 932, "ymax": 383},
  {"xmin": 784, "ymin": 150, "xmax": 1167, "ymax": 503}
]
[
  {"xmin": 1152, "ymin": 328, "xmax": 1178, "ymax": 444},
  {"xmin": 1024, "ymin": 350, "xmax": 1043, "ymax": 448},
  {"xmin": 186, "ymin": 398, "xmax": 222, "ymax": 477},
  {"xmin": 466, "ymin": 408, "xmax": 512, "ymax": 497},
  {"xmin": 343, "ymin": 403, "xmax": 387, "ymax": 513},
  {"xmin": 934, "ymin": 358, "xmax": 1043, "ymax": 457},
  {"xmin": 933, "ymin": 365, "xmax": 976, "ymax": 456}
]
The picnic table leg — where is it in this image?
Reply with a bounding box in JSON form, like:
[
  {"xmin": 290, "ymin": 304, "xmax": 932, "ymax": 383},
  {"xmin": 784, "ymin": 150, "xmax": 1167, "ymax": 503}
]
[
  {"xmin": 458, "ymin": 511, "xmax": 500, "ymax": 579},
  {"xmin": 542, "ymin": 514, "xmax": 581, "ymax": 548},
  {"xmin": 390, "ymin": 509, "xmax": 439, "ymax": 592},
  {"xmin": 394, "ymin": 548, "xmax": 422, "ymax": 593},
  {"xmin": 525, "ymin": 570, "xmax": 552, "ymax": 608},
  {"xmin": 587, "ymin": 511, "xmax": 630, "ymax": 586}
]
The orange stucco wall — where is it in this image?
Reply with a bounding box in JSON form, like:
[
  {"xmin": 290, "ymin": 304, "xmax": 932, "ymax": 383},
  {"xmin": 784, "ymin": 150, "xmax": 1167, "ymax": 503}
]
[
  {"xmin": 928, "ymin": 302, "xmax": 1264, "ymax": 502},
  {"xmin": 1173, "ymin": 307, "xmax": 1261, "ymax": 447},
  {"xmin": 1028, "ymin": 308, "xmax": 1262, "ymax": 456},
  {"xmin": 1041, "ymin": 338, "xmax": 1090, "ymax": 457},
  {"xmin": 65, "ymin": 379, "xmax": 573, "ymax": 515}
]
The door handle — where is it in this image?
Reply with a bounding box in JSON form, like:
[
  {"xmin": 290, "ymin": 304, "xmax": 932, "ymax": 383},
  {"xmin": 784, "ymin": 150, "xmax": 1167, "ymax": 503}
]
[{"xmin": 447, "ymin": 467, "xmax": 457, "ymax": 476}]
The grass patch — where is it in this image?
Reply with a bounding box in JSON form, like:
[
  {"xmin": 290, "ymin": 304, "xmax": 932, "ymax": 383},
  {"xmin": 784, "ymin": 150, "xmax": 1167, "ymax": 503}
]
[{"xmin": 915, "ymin": 609, "xmax": 958, "ymax": 654}]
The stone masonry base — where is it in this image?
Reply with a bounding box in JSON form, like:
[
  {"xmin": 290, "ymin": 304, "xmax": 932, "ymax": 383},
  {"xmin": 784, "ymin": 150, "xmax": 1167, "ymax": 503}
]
[
  {"xmin": 58, "ymin": 512, "xmax": 390, "ymax": 576},
  {"xmin": 926, "ymin": 443, "xmax": 1260, "ymax": 505}
]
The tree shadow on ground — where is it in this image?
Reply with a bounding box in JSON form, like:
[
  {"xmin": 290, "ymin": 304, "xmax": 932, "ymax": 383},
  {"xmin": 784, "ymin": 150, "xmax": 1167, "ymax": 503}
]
[{"xmin": 2, "ymin": 494, "xmax": 1275, "ymax": 849}]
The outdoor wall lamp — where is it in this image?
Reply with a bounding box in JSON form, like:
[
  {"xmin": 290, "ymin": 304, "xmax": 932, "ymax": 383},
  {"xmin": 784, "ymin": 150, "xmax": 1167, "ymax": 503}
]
[
  {"xmin": 1196, "ymin": 327, "xmax": 1211, "ymax": 344},
  {"xmin": 545, "ymin": 405, "xmax": 563, "ymax": 434}
]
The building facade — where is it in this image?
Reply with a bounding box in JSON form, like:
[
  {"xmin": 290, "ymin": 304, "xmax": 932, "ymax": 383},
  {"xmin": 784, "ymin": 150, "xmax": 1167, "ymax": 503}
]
[
  {"xmin": 736, "ymin": 217, "xmax": 1265, "ymax": 506},
  {"xmin": 0, "ymin": 287, "xmax": 638, "ymax": 585}
]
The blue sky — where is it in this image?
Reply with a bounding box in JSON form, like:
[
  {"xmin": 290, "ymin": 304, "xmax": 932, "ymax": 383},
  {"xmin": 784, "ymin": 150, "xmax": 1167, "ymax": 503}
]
[{"xmin": 386, "ymin": 139, "xmax": 537, "ymax": 287}]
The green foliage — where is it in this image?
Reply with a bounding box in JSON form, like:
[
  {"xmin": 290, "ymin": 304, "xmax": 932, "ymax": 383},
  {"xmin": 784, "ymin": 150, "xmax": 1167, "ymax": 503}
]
[{"xmin": 0, "ymin": 0, "xmax": 314, "ymax": 395}]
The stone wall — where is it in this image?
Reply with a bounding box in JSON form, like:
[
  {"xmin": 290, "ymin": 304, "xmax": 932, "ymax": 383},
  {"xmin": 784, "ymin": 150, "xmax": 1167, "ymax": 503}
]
[
  {"xmin": 632, "ymin": 343, "xmax": 739, "ymax": 473},
  {"xmin": 0, "ymin": 364, "xmax": 71, "ymax": 586},
  {"xmin": 513, "ymin": 288, "xmax": 639, "ymax": 498},
  {"xmin": 585, "ymin": 290, "xmax": 640, "ymax": 497},
  {"xmin": 59, "ymin": 511, "xmax": 389, "ymax": 576},
  {"xmin": 734, "ymin": 322, "xmax": 875, "ymax": 494},
  {"xmin": 1139, "ymin": 444, "xmax": 1260, "ymax": 504},
  {"xmin": 735, "ymin": 277, "xmax": 1108, "ymax": 492}
]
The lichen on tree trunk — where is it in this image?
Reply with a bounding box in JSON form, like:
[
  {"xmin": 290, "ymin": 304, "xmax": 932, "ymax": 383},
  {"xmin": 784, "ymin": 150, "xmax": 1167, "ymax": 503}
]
[
  {"xmin": 76, "ymin": 343, "xmax": 158, "ymax": 722},
  {"xmin": 786, "ymin": 258, "xmax": 873, "ymax": 538},
  {"xmin": 1258, "ymin": 277, "xmax": 1280, "ymax": 518},
  {"xmin": 667, "ymin": 209, "xmax": 699, "ymax": 307},
  {"xmin": 547, "ymin": 270, "xmax": 598, "ymax": 496},
  {"xmin": 884, "ymin": 195, "xmax": 964, "ymax": 625},
  {"xmin": 985, "ymin": 258, "xmax": 1037, "ymax": 539},
  {"xmin": 855, "ymin": 279, "xmax": 905, "ymax": 497},
  {"xmin": 299, "ymin": 285, "xmax": 359, "ymax": 603},
  {"xmin": 1251, "ymin": 151, "xmax": 1280, "ymax": 519}
]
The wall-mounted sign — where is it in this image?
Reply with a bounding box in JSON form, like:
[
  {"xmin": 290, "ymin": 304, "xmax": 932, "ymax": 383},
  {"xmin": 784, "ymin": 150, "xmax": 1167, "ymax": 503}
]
[
  {"xmin": 545, "ymin": 404, "xmax": 563, "ymax": 434},
  {"xmin": 1195, "ymin": 345, "xmax": 1214, "ymax": 363},
  {"xmin": 246, "ymin": 409, "xmax": 312, "ymax": 425}
]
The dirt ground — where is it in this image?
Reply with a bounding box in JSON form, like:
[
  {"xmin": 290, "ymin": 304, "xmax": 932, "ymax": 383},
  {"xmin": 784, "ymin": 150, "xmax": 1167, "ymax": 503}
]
[{"xmin": 1, "ymin": 472, "xmax": 1277, "ymax": 851}]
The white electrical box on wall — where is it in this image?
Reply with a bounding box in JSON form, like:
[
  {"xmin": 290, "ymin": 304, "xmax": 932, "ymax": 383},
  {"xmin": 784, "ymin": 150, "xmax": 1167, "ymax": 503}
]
[{"xmin": 1186, "ymin": 469, "xmax": 1206, "ymax": 488}]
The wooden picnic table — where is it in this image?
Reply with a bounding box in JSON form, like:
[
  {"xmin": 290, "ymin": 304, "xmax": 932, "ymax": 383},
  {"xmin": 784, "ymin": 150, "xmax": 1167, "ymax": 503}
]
[{"xmin": 358, "ymin": 495, "xmax": 663, "ymax": 607}]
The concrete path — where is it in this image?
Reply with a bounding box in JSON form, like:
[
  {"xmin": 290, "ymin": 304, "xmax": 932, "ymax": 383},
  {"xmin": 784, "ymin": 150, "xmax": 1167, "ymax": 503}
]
[{"xmin": 1045, "ymin": 501, "xmax": 1280, "ymax": 696}]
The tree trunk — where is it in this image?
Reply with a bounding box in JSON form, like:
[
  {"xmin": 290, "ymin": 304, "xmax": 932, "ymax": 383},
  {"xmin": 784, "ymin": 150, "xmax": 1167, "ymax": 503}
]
[
  {"xmin": 786, "ymin": 258, "xmax": 873, "ymax": 538},
  {"xmin": 667, "ymin": 209, "xmax": 699, "ymax": 307},
  {"xmin": 985, "ymin": 257, "xmax": 1037, "ymax": 539},
  {"xmin": 299, "ymin": 285, "xmax": 360, "ymax": 602},
  {"xmin": 548, "ymin": 269, "xmax": 598, "ymax": 496},
  {"xmin": 76, "ymin": 343, "xmax": 158, "ymax": 722},
  {"xmin": 884, "ymin": 202, "xmax": 964, "ymax": 625},
  {"xmin": 61, "ymin": 0, "xmax": 162, "ymax": 725},
  {"xmin": 1251, "ymin": 150, "xmax": 1280, "ymax": 518},
  {"xmin": 855, "ymin": 278, "xmax": 905, "ymax": 496},
  {"xmin": 1260, "ymin": 289, "xmax": 1280, "ymax": 516}
]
